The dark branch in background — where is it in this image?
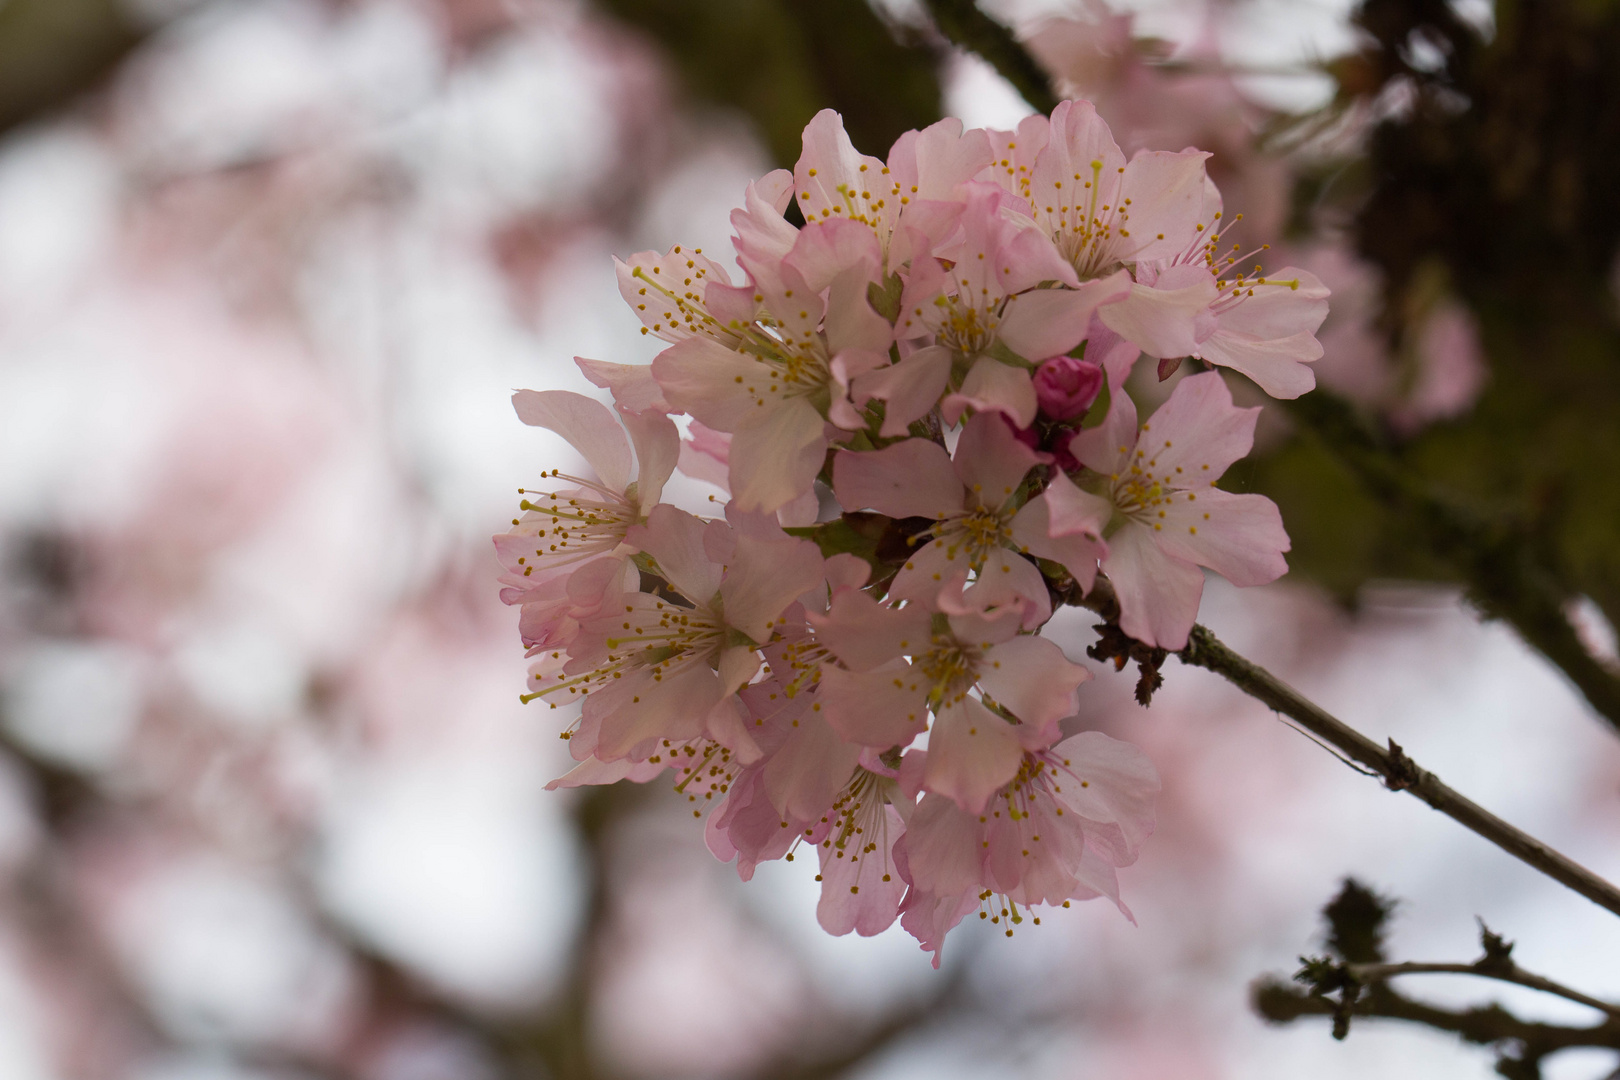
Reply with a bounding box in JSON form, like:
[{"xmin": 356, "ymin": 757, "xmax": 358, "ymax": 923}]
[
  {"xmin": 1062, "ymin": 576, "xmax": 1620, "ymax": 919},
  {"xmin": 1285, "ymin": 391, "xmax": 1620, "ymax": 734},
  {"xmin": 0, "ymin": 0, "xmax": 150, "ymax": 136},
  {"xmin": 1257, "ymin": 881, "xmax": 1620, "ymax": 1080},
  {"xmin": 595, "ymin": 0, "xmax": 944, "ymax": 167},
  {"xmin": 917, "ymin": 0, "xmax": 1058, "ymax": 114}
]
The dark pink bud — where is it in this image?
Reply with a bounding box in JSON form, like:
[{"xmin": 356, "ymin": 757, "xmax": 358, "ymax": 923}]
[{"xmin": 1033, "ymin": 356, "xmax": 1104, "ymax": 421}]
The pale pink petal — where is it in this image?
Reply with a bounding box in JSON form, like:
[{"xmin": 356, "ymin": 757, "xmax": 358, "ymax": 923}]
[
  {"xmin": 592, "ymin": 664, "xmax": 721, "ymax": 760},
  {"xmin": 1138, "ymin": 370, "xmax": 1258, "ymax": 481},
  {"xmin": 717, "ymin": 645, "xmax": 762, "ymax": 695},
  {"xmin": 704, "ymin": 696, "xmax": 764, "ymax": 765},
  {"xmin": 726, "ymin": 400, "xmax": 828, "ymax": 514},
  {"xmin": 1028, "ymin": 100, "xmax": 1126, "ymax": 230},
  {"xmin": 895, "ymin": 254, "xmax": 950, "ymax": 341},
  {"xmin": 575, "ymin": 357, "xmax": 670, "ymax": 414},
  {"xmin": 959, "ymin": 549, "xmax": 1052, "ymax": 629},
  {"xmin": 832, "ymin": 438, "xmax": 961, "ymax": 519},
  {"xmin": 545, "ymin": 755, "xmax": 668, "ymax": 790},
  {"xmin": 1154, "ymin": 488, "xmax": 1290, "ymax": 587},
  {"xmin": 953, "ymin": 410, "xmax": 1045, "ymax": 509},
  {"xmin": 1197, "ymin": 329, "xmax": 1320, "ymax": 399},
  {"xmin": 977, "ymin": 113, "xmax": 1048, "ymax": 197},
  {"xmin": 720, "ymin": 529, "xmax": 825, "ymax": 642},
  {"xmin": 730, "ymin": 168, "xmax": 797, "ymax": 267},
  {"xmin": 978, "ymin": 635, "xmax": 1090, "ymax": 731},
  {"xmin": 924, "ymin": 697, "xmax": 1025, "ymax": 813},
  {"xmin": 1065, "ymin": 375, "xmax": 1139, "ymax": 477},
  {"xmin": 898, "ymin": 793, "xmax": 986, "ymax": 895},
  {"xmin": 777, "ymin": 489, "xmax": 820, "ymax": 528},
  {"xmin": 891, "ymin": 117, "xmax": 993, "ymax": 201},
  {"xmin": 619, "ymin": 406, "xmax": 679, "ymax": 508},
  {"xmin": 824, "ymin": 265, "xmax": 894, "ymax": 355},
  {"xmin": 1051, "ymin": 730, "xmax": 1160, "ymax": 859},
  {"xmin": 786, "ymin": 218, "xmax": 883, "ymax": 294},
  {"xmin": 1115, "ymin": 149, "xmax": 1212, "ymax": 265},
  {"xmin": 1102, "ymin": 526, "xmax": 1205, "ymax": 650},
  {"xmin": 614, "ymin": 247, "xmax": 738, "ymax": 343},
  {"xmin": 888, "ymin": 537, "xmax": 969, "ymax": 607},
  {"xmin": 511, "ymin": 390, "xmax": 632, "ymax": 492},
  {"xmin": 851, "ymin": 345, "xmax": 953, "ymax": 437},
  {"xmin": 1211, "ymin": 268, "xmax": 1330, "ymax": 339},
  {"xmin": 1010, "ymin": 492, "xmax": 1105, "ymax": 593},
  {"xmin": 824, "ymin": 552, "xmax": 872, "ymax": 594},
  {"xmin": 1067, "ymin": 839, "xmax": 1130, "ymax": 919},
  {"xmin": 807, "ymin": 588, "xmax": 933, "ymax": 671},
  {"xmin": 817, "ymin": 804, "xmax": 907, "ymax": 936},
  {"xmin": 1084, "ymin": 316, "xmax": 1142, "ymax": 388},
  {"xmin": 651, "ymin": 336, "xmax": 773, "ymax": 432},
  {"xmin": 795, "ymin": 109, "xmax": 887, "ymax": 227},
  {"xmin": 995, "ymin": 222, "xmax": 1082, "ymax": 292},
  {"xmin": 898, "ymin": 885, "xmax": 979, "ymax": 969},
  {"xmin": 676, "ymin": 421, "xmax": 732, "ymax": 490},
  {"xmin": 987, "ymin": 796, "xmax": 1079, "ymax": 905},
  {"xmin": 1034, "ymin": 470, "xmax": 1112, "ymax": 539},
  {"xmin": 942, "ymin": 357, "xmax": 1038, "ymax": 428},
  {"xmin": 763, "ymin": 709, "xmax": 863, "ymax": 822},
  {"xmin": 816, "ymin": 663, "xmax": 930, "ymax": 748},
  {"xmin": 628, "ymin": 504, "xmax": 722, "ymax": 603},
  {"xmin": 998, "ymin": 272, "xmax": 1132, "ymax": 359},
  {"xmin": 1097, "ymin": 264, "xmax": 1220, "ymax": 359}
]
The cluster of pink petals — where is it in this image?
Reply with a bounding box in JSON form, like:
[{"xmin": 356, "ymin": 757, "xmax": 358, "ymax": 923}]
[{"xmin": 496, "ymin": 100, "xmax": 1328, "ymax": 961}]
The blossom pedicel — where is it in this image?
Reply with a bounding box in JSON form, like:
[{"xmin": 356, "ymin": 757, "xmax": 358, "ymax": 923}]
[{"xmin": 497, "ymin": 101, "xmax": 1327, "ymax": 965}]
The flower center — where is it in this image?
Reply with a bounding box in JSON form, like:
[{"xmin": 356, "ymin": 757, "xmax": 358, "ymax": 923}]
[
  {"xmin": 915, "ymin": 633, "xmax": 981, "ymax": 706},
  {"xmin": 521, "ymin": 595, "xmax": 725, "ymax": 707}
]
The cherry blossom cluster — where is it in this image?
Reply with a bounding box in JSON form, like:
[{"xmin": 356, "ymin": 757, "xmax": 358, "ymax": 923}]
[{"xmin": 496, "ymin": 100, "xmax": 1328, "ymax": 963}]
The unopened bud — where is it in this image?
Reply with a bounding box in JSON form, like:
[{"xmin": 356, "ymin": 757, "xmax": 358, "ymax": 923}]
[{"xmin": 1033, "ymin": 356, "xmax": 1104, "ymax": 420}]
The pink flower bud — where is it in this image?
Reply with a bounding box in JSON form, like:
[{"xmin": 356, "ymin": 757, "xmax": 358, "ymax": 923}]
[{"xmin": 1033, "ymin": 356, "xmax": 1104, "ymax": 420}]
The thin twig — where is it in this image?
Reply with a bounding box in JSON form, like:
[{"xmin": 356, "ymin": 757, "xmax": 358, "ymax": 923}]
[
  {"xmin": 1254, "ymin": 977, "xmax": 1620, "ymax": 1060},
  {"xmin": 1061, "ymin": 577, "xmax": 1620, "ymax": 920},
  {"xmin": 1348, "ymin": 961, "xmax": 1620, "ymax": 1018}
]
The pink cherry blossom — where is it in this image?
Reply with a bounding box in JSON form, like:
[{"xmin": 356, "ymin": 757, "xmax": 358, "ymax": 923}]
[
  {"xmin": 1021, "ymin": 99, "xmax": 1211, "ymax": 283},
  {"xmin": 1101, "ymin": 256, "xmax": 1331, "ymax": 399},
  {"xmin": 831, "ymin": 411, "xmax": 1108, "ymax": 619},
  {"xmin": 639, "ymin": 222, "xmax": 893, "ymax": 513},
  {"xmin": 882, "ymin": 182, "xmax": 1129, "ymax": 430},
  {"xmin": 494, "ymin": 390, "xmax": 678, "ymax": 649},
  {"xmin": 787, "ymin": 108, "xmax": 991, "ymax": 273},
  {"xmin": 896, "ymin": 729, "xmax": 1159, "ymax": 961},
  {"xmin": 674, "ymin": 419, "xmax": 819, "ymax": 527},
  {"xmin": 525, "ymin": 505, "xmax": 822, "ymax": 763},
  {"xmin": 1065, "ymin": 371, "xmax": 1290, "ymax": 648},
  {"xmin": 809, "ymin": 591, "xmax": 1090, "ymax": 813}
]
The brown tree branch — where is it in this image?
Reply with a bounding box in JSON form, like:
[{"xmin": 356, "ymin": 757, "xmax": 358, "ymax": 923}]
[
  {"xmin": 1346, "ymin": 960, "xmax": 1620, "ymax": 1018},
  {"xmin": 1254, "ymin": 977, "xmax": 1620, "ymax": 1065},
  {"xmin": 1059, "ymin": 575, "xmax": 1620, "ymax": 920}
]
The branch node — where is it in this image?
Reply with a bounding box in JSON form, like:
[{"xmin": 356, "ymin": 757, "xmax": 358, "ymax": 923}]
[
  {"xmin": 1087, "ymin": 623, "xmax": 1169, "ymax": 706},
  {"xmin": 1383, "ymin": 738, "xmax": 1423, "ymax": 791}
]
